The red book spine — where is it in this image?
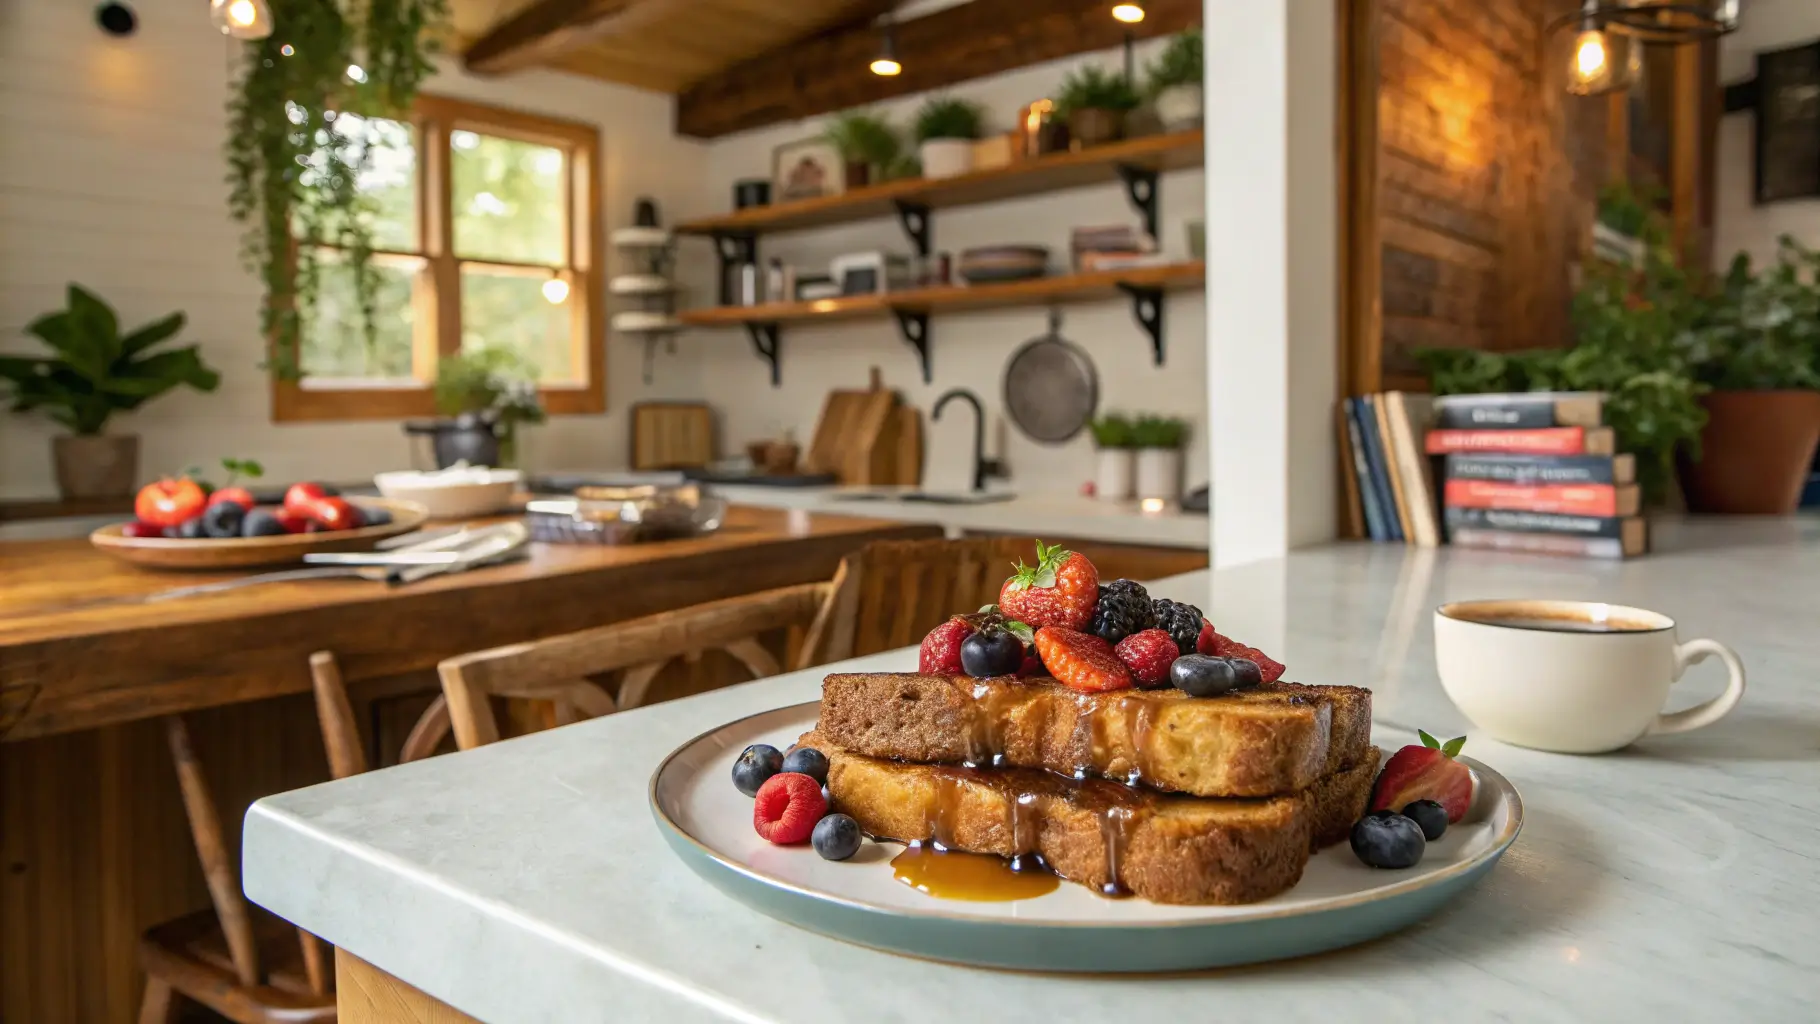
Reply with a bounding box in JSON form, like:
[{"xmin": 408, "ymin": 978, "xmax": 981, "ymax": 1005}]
[
  {"xmin": 1444, "ymin": 479, "xmax": 1617, "ymax": 517},
  {"xmin": 1425, "ymin": 427, "xmax": 1586, "ymax": 455}
]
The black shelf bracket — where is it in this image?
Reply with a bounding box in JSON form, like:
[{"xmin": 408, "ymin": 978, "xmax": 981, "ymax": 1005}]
[
  {"xmin": 1118, "ymin": 284, "xmax": 1165, "ymax": 365},
  {"xmin": 894, "ymin": 201, "xmax": 931, "ymax": 257},
  {"xmin": 712, "ymin": 231, "xmax": 758, "ymax": 305},
  {"xmin": 893, "ymin": 310, "xmax": 932, "ymax": 382},
  {"xmin": 745, "ymin": 322, "xmax": 782, "ymax": 386},
  {"xmin": 1115, "ymin": 165, "xmax": 1159, "ymax": 240}
]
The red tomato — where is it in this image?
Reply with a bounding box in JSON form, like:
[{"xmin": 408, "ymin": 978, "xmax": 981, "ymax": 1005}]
[
  {"xmin": 283, "ymin": 482, "xmax": 329, "ymax": 515},
  {"xmin": 208, "ymin": 486, "xmax": 256, "ymax": 510},
  {"xmin": 133, "ymin": 478, "xmax": 206, "ymax": 528},
  {"xmin": 273, "ymin": 507, "xmax": 313, "ymax": 534},
  {"xmin": 307, "ymin": 497, "xmax": 364, "ymax": 532},
  {"xmin": 120, "ymin": 520, "xmax": 165, "ymax": 538}
]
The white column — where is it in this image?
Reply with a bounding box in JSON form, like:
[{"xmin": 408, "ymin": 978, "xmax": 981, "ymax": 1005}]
[{"xmin": 1204, "ymin": 0, "xmax": 1339, "ymax": 567}]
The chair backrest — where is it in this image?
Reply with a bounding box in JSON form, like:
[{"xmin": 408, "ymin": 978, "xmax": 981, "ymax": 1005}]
[
  {"xmin": 308, "ymin": 652, "xmax": 450, "ymax": 780},
  {"xmin": 800, "ymin": 535, "xmax": 1036, "ymax": 664},
  {"xmin": 436, "ymin": 581, "xmax": 830, "ymax": 750}
]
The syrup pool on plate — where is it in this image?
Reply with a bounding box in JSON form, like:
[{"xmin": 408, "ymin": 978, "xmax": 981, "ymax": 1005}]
[{"xmin": 890, "ymin": 845, "xmax": 1060, "ymax": 902}]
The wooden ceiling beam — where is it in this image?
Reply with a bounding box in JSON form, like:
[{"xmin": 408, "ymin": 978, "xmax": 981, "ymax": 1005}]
[
  {"xmin": 464, "ymin": 0, "xmax": 658, "ymax": 76},
  {"xmin": 675, "ymin": 0, "xmax": 1201, "ymax": 139}
]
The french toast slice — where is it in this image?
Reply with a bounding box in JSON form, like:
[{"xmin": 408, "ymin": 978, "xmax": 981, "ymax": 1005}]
[
  {"xmin": 817, "ymin": 674, "xmax": 1372, "ymax": 797},
  {"xmin": 811, "ymin": 731, "xmax": 1380, "ymax": 905}
]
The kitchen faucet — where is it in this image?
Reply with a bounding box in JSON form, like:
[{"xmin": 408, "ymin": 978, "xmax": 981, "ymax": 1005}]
[{"xmin": 931, "ymin": 388, "xmax": 1005, "ymax": 492}]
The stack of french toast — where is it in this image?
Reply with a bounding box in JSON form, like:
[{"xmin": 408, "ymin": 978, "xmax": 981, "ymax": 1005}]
[{"xmin": 804, "ymin": 673, "xmax": 1376, "ymax": 904}]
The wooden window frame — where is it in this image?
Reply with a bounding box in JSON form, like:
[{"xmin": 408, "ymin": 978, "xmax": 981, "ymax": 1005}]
[{"xmin": 273, "ymin": 94, "xmax": 605, "ymax": 422}]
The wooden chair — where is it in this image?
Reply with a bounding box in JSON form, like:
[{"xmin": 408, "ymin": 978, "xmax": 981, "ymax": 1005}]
[
  {"xmin": 800, "ymin": 535, "xmax": 1037, "ymax": 663},
  {"xmin": 137, "ymin": 716, "xmax": 336, "ymax": 1024},
  {"xmin": 437, "ymin": 581, "xmax": 830, "ymax": 749},
  {"xmin": 307, "ymin": 652, "xmax": 451, "ymax": 778}
]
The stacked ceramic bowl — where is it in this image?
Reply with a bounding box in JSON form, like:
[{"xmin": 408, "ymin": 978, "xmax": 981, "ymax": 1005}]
[{"xmin": 957, "ymin": 245, "xmax": 1049, "ymax": 284}]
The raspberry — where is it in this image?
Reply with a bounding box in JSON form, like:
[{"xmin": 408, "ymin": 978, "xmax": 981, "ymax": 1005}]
[
  {"xmin": 1196, "ymin": 618, "xmax": 1217, "ymax": 655},
  {"xmin": 753, "ymin": 772, "xmax": 828, "ymax": 845},
  {"xmin": 919, "ymin": 617, "xmax": 973, "ymax": 675},
  {"xmin": 1114, "ymin": 629, "xmax": 1180, "ymax": 688}
]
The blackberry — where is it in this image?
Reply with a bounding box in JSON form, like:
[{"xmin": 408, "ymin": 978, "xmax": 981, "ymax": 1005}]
[
  {"xmin": 1089, "ymin": 579, "xmax": 1154, "ymax": 644},
  {"xmin": 1151, "ymin": 598, "xmax": 1205, "ymax": 656}
]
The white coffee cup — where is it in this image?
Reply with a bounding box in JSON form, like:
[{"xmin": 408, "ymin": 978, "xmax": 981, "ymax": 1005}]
[{"xmin": 1434, "ymin": 599, "xmax": 1746, "ymax": 754}]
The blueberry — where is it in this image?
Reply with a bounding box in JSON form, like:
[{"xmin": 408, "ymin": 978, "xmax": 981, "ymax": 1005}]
[
  {"xmin": 1350, "ymin": 810, "xmax": 1426, "ymax": 869},
  {"xmin": 241, "ymin": 508, "xmax": 287, "ymax": 537},
  {"xmin": 732, "ymin": 743, "xmax": 783, "ymax": 797},
  {"xmin": 781, "ymin": 746, "xmax": 829, "ymax": 785},
  {"xmin": 960, "ymin": 629, "xmax": 1024, "ymax": 678},
  {"xmin": 1169, "ymin": 654, "xmax": 1241, "ymax": 697},
  {"xmin": 201, "ymin": 501, "xmax": 245, "ymax": 539},
  {"xmin": 362, "ymin": 506, "xmax": 394, "ymax": 526},
  {"xmin": 1401, "ymin": 799, "xmax": 1448, "ymax": 841},
  {"xmin": 1230, "ymin": 657, "xmax": 1263, "ymax": 688},
  {"xmin": 812, "ymin": 813, "xmax": 862, "ymax": 861},
  {"xmin": 174, "ymin": 517, "xmax": 207, "ymax": 539}
]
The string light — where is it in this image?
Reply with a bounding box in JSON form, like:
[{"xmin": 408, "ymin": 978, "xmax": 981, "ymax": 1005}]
[
  {"xmin": 1112, "ymin": 3, "xmax": 1145, "ymax": 23},
  {"xmin": 210, "ymin": 0, "xmax": 273, "ymax": 40}
]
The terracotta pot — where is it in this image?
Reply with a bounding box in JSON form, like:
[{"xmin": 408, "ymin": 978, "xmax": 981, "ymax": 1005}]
[
  {"xmin": 1679, "ymin": 389, "xmax": 1820, "ymax": 514},
  {"xmin": 52, "ymin": 434, "xmax": 139, "ymax": 500},
  {"xmin": 1067, "ymin": 107, "xmax": 1123, "ymax": 148}
]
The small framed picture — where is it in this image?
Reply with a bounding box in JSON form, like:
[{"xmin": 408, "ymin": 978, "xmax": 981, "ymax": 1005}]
[
  {"xmin": 772, "ymin": 137, "xmax": 844, "ymax": 203},
  {"xmin": 1755, "ymin": 41, "xmax": 1820, "ymax": 204}
]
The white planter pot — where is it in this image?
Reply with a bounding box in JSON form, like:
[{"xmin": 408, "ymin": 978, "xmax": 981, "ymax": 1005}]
[
  {"xmin": 1095, "ymin": 448, "xmax": 1134, "ymax": 501},
  {"xmin": 920, "ymin": 138, "xmax": 975, "ymax": 180},
  {"xmin": 1154, "ymin": 83, "xmax": 1204, "ymax": 133},
  {"xmin": 1135, "ymin": 447, "xmax": 1182, "ymax": 501}
]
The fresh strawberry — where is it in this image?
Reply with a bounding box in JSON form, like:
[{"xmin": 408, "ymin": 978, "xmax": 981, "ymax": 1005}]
[
  {"xmin": 1371, "ymin": 730, "xmax": 1474, "ymax": 824},
  {"xmin": 134, "ymin": 478, "xmax": 207, "ymax": 528},
  {"xmin": 1195, "ymin": 618, "xmax": 1217, "ymax": 655},
  {"xmin": 1205, "ymin": 630, "xmax": 1286, "ymax": 683},
  {"xmin": 752, "ymin": 772, "xmax": 827, "ymax": 844},
  {"xmin": 919, "ymin": 617, "xmax": 974, "ymax": 675},
  {"xmin": 998, "ymin": 540, "xmax": 1099, "ymax": 631},
  {"xmin": 1115, "ymin": 629, "xmax": 1179, "ymax": 688},
  {"xmin": 1034, "ymin": 626, "xmax": 1132, "ymax": 693},
  {"xmin": 273, "ymin": 507, "xmax": 312, "ymax": 534}
]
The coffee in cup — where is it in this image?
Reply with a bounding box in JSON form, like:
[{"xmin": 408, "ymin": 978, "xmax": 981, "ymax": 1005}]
[{"xmin": 1434, "ymin": 599, "xmax": 1745, "ymax": 754}]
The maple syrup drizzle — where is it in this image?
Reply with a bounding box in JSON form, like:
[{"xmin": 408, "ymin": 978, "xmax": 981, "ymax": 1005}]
[
  {"xmin": 964, "ymin": 679, "xmax": 1022, "ymax": 767},
  {"xmin": 1124, "ymin": 695, "xmax": 1161, "ymax": 786},
  {"xmin": 1095, "ymin": 804, "xmax": 1137, "ymax": 898}
]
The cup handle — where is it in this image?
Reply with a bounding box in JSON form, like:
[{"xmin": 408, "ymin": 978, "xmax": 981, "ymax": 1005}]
[{"xmin": 1648, "ymin": 638, "xmax": 1746, "ymax": 736}]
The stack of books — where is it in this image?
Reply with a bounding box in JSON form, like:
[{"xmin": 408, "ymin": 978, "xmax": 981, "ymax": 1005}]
[
  {"xmin": 1338, "ymin": 392, "xmax": 1441, "ymax": 546},
  {"xmin": 1425, "ymin": 392, "xmax": 1646, "ymax": 559},
  {"xmin": 1069, "ymin": 224, "xmax": 1159, "ymax": 272}
]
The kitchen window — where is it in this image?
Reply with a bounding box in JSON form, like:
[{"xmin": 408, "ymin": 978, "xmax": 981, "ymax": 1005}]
[{"xmin": 275, "ymin": 95, "xmax": 602, "ymax": 422}]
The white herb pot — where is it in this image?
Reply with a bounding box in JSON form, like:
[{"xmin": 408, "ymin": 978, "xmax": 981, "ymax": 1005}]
[
  {"xmin": 1095, "ymin": 448, "xmax": 1134, "ymax": 501},
  {"xmin": 1134, "ymin": 447, "xmax": 1182, "ymax": 501},
  {"xmin": 919, "ymin": 138, "xmax": 974, "ymax": 180},
  {"xmin": 1154, "ymin": 84, "xmax": 1204, "ymax": 132}
]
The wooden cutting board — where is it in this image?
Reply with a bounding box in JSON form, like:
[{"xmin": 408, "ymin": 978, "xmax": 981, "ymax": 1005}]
[
  {"xmin": 805, "ymin": 369, "xmax": 886, "ymax": 482},
  {"xmin": 631, "ymin": 402, "xmax": 714, "ymax": 469},
  {"xmin": 888, "ymin": 405, "xmax": 923, "ymax": 486}
]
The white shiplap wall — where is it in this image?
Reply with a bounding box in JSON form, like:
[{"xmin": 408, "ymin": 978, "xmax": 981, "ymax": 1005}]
[{"xmin": 0, "ymin": 0, "xmax": 708, "ymax": 498}]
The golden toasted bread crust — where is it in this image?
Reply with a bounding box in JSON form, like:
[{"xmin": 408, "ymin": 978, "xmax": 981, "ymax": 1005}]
[
  {"xmin": 817, "ymin": 674, "xmax": 1372, "ymax": 797},
  {"xmin": 1307, "ymin": 747, "xmax": 1380, "ymax": 849}
]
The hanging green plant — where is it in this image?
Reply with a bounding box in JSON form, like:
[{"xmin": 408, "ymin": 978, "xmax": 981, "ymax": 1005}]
[{"xmin": 225, "ymin": 0, "xmax": 447, "ymax": 381}]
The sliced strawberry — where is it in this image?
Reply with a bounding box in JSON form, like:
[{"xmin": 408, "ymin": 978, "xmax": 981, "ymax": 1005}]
[
  {"xmin": 1114, "ymin": 629, "xmax": 1178, "ymax": 688},
  {"xmin": 1371, "ymin": 730, "xmax": 1474, "ymax": 823},
  {"xmin": 919, "ymin": 618, "xmax": 973, "ymax": 675},
  {"xmin": 1195, "ymin": 618, "xmax": 1217, "ymax": 655},
  {"xmin": 999, "ymin": 540, "xmax": 1099, "ymax": 631},
  {"xmin": 753, "ymin": 772, "xmax": 828, "ymax": 844},
  {"xmin": 1033, "ymin": 626, "xmax": 1132, "ymax": 693},
  {"xmin": 1206, "ymin": 630, "xmax": 1286, "ymax": 683}
]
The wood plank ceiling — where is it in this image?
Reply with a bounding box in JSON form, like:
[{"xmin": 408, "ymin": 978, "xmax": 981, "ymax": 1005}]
[{"xmin": 450, "ymin": 0, "xmax": 894, "ymax": 92}]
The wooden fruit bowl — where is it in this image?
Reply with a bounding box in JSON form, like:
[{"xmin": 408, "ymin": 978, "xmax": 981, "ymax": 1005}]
[{"xmin": 89, "ymin": 498, "xmax": 430, "ymax": 570}]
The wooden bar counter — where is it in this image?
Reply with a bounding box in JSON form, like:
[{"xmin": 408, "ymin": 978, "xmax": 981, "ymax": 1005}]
[{"xmin": 0, "ymin": 506, "xmax": 937, "ymax": 1022}]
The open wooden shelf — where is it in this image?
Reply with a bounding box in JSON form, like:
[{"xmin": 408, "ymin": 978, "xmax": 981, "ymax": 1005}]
[
  {"xmin": 676, "ymin": 261, "xmax": 1204, "ymax": 327},
  {"xmin": 676, "ymin": 131, "xmax": 1205, "ymax": 238}
]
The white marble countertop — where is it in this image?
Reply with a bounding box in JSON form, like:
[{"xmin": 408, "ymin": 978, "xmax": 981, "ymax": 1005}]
[
  {"xmin": 244, "ymin": 518, "xmax": 1820, "ymax": 1022},
  {"xmin": 710, "ymin": 484, "xmax": 1209, "ymax": 548}
]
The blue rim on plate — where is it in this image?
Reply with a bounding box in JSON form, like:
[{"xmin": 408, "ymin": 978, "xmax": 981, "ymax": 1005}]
[{"xmin": 651, "ymin": 701, "xmax": 1522, "ymax": 972}]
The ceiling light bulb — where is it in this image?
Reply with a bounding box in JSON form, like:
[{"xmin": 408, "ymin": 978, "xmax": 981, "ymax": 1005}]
[
  {"xmin": 542, "ymin": 278, "xmax": 570, "ymax": 304},
  {"xmin": 1112, "ymin": 3, "xmax": 1145, "ymax": 23},
  {"xmin": 870, "ymin": 57, "xmax": 901, "ymax": 76},
  {"xmin": 210, "ymin": 0, "xmax": 273, "ymax": 40},
  {"xmin": 1574, "ymin": 30, "xmax": 1607, "ymax": 77}
]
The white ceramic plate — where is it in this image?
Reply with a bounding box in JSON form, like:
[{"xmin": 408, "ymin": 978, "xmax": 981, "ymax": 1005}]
[{"xmin": 651, "ymin": 701, "xmax": 1523, "ymax": 971}]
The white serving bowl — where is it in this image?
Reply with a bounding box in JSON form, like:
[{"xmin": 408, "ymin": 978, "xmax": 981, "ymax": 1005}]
[{"xmin": 373, "ymin": 467, "xmax": 521, "ymax": 519}]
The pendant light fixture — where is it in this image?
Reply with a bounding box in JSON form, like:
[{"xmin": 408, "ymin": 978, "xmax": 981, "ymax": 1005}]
[
  {"xmin": 870, "ymin": 8, "xmax": 901, "ymax": 77},
  {"xmin": 1562, "ymin": 0, "xmax": 1635, "ymax": 96},
  {"xmin": 1111, "ymin": 4, "xmax": 1145, "ymax": 24},
  {"xmin": 210, "ymin": 0, "xmax": 274, "ymax": 41},
  {"xmin": 1550, "ymin": 1, "xmax": 1739, "ymax": 95},
  {"xmin": 1597, "ymin": 0, "xmax": 1741, "ymax": 43}
]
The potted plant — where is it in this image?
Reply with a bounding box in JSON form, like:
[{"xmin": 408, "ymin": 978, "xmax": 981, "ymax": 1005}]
[
  {"xmin": 1678, "ymin": 236, "xmax": 1820, "ymax": 514},
  {"xmin": 417, "ymin": 347, "xmax": 546, "ymax": 469},
  {"xmin": 1147, "ymin": 28, "xmax": 1203, "ymax": 132},
  {"xmin": 1088, "ymin": 413, "xmax": 1135, "ymax": 501},
  {"xmin": 0, "ymin": 284, "xmax": 219, "ymax": 499},
  {"xmin": 1131, "ymin": 415, "xmax": 1188, "ymax": 500},
  {"xmin": 824, "ymin": 109, "xmax": 902, "ymax": 188},
  {"xmin": 913, "ymin": 96, "xmax": 985, "ymax": 180},
  {"xmin": 1054, "ymin": 65, "xmax": 1140, "ymax": 148}
]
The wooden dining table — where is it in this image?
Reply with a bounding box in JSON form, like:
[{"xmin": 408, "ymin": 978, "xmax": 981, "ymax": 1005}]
[{"xmin": 0, "ymin": 505, "xmax": 938, "ymax": 1023}]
